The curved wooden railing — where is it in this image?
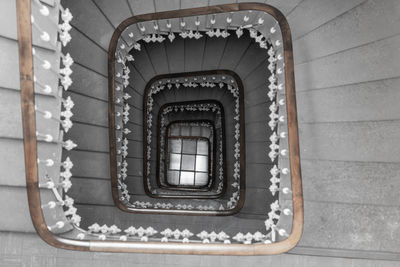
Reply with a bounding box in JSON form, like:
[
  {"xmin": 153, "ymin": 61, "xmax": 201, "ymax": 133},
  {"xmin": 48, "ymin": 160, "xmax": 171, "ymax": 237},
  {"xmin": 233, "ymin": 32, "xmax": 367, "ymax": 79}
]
[{"xmin": 18, "ymin": 0, "xmax": 303, "ymax": 254}]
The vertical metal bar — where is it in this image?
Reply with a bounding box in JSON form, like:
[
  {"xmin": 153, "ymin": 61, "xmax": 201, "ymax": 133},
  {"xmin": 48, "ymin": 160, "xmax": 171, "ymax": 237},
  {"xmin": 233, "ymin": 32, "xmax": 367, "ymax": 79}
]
[
  {"xmin": 178, "ymin": 138, "xmax": 183, "ymax": 184},
  {"xmin": 16, "ymin": 0, "xmax": 89, "ymax": 251},
  {"xmin": 193, "ymin": 139, "xmax": 198, "ymax": 186}
]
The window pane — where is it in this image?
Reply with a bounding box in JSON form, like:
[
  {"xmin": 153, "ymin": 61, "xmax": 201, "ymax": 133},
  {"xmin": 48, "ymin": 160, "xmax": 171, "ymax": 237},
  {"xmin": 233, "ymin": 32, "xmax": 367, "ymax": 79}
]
[
  {"xmin": 195, "ymin": 155, "xmax": 208, "ymax": 172},
  {"xmin": 201, "ymin": 127, "xmax": 211, "ymax": 138},
  {"xmin": 180, "ymin": 171, "xmax": 195, "ymax": 185},
  {"xmin": 169, "ymin": 139, "xmax": 182, "ymax": 153},
  {"xmin": 165, "ymin": 133, "xmax": 214, "ymax": 188},
  {"xmin": 191, "ymin": 126, "xmax": 201, "ymax": 136},
  {"xmin": 195, "ymin": 172, "xmax": 209, "ymax": 186},
  {"xmin": 182, "ymin": 140, "xmax": 196, "ymax": 154},
  {"xmin": 167, "ymin": 170, "xmax": 180, "ymax": 185},
  {"xmin": 180, "ymin": 126, "xmax": 190, "ymax": 136},
  {"xmin": 169, "ymin": 126, "xmax": 180, "ymax": 136},
  {"xmin": 196, "ymin": 140, "xmax": 208, "ymax": 155},
  {"xmin": 169, "ymin": 153, "xmax": 181, "ymax": 170},
  {"xmin": 181, "ymin": 154, "xmax": 195, "ymax": 171}
]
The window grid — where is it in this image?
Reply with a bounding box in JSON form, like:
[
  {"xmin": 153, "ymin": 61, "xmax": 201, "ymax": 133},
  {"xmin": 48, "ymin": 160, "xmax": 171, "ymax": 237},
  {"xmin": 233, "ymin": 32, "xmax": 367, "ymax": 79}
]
[{"xmin": 167, "ymin": 137, "xmax": 209, "ymax": 187}]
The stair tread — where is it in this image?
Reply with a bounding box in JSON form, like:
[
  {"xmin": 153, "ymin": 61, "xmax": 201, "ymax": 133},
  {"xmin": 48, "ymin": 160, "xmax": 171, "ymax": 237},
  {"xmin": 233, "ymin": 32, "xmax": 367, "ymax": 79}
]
[{"xmin": 293, "ymin": 0, "xmax": 400, "ymax": 64}]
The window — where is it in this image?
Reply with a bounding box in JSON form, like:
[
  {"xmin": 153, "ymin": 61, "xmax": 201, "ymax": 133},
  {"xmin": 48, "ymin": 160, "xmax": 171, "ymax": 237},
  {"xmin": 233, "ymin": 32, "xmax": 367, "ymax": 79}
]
[{"xmin": 166, "ymin": 137, "xmax": 210, "ymax": 187}]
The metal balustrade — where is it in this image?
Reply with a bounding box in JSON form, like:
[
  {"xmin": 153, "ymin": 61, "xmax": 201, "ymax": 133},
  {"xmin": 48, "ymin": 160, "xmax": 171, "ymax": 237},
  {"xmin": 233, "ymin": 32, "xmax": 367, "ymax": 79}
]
[{"xmin": 17, "ymin": 0, "xmax": 303, "ymax": 254}]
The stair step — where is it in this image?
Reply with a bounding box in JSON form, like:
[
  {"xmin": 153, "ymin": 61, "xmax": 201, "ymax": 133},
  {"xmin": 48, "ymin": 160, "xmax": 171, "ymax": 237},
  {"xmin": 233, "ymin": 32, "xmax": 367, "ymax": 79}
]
[
  {"xmin": 0, "ymin": 89, "xmax": 61, "ymax": 141},
  {"xmin": 288, "ymin": 0, "xmax": 365, "ymax": 40},
  {"xmin": 300, "ymin": 120, "xmax": 400, "ymax": 162},
  {"xmin": 92, "ymin": 0, "xmax": 132, "ymax": 28},
  {"xmin": 295, "ymin": 34, "xmax": 400, "ymax": 92},
  {"xmin": 299, "ymin": 200, "xmax": 400, "ymax": 253},
  {"xmin": 293, "ymin": 0, "xmax": 400, "ymax": 64},
  {"xmin": 0, "ymin": 37, "xmax": 60, "ymax": 93},
  {"xmin": 297, "ymin": 77, "xmax": 400, "ymax": 123},
  {"xmin": 64, "ymin": 28, "xmax": 108, "ymax": 76},
  {"xmin": 0, "ymin": 0, "xmax": 60, "ymax": 51},
  {"xmin": 0, "ymin": 186, "xmax": 72, "ymax": 233},
  {"xmin": 67, "ymin": 0, "xmax": 114, "ymax": 51},
  {"xmin": 300, "ymin": 159, "xmax": 400, "ymax": 207}
]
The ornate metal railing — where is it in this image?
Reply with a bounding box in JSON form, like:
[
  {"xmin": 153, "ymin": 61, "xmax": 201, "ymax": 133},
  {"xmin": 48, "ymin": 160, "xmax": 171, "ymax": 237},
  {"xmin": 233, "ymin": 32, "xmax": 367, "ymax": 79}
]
[{"xmin": 18, "ymin": 0, "xmax": 303, "ymax": 254}]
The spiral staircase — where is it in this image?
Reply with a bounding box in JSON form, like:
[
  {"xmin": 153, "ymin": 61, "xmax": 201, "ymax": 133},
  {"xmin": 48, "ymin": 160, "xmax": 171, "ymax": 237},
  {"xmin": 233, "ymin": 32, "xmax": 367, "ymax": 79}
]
[{"xmin": 1, "ymin": 0, "xmax": 400, "ymax": 265}]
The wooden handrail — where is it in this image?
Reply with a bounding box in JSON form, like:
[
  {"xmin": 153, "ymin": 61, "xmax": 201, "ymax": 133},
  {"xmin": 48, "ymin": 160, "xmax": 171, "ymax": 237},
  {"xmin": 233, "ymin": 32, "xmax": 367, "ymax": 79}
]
[
  {"xmin": 16, "ymin": 0, "xmax": 89, "ymax": 251},
  {"xmin": 18, "ymin": 1, "xmax": 303, "ymax": 254}
]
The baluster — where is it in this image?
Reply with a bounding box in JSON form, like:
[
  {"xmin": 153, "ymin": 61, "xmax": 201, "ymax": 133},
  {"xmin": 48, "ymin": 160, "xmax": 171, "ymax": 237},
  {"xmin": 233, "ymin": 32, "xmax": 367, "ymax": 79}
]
[{"xmin": 31, "ymin": 15, "xmax": 51, "ymax": 43}]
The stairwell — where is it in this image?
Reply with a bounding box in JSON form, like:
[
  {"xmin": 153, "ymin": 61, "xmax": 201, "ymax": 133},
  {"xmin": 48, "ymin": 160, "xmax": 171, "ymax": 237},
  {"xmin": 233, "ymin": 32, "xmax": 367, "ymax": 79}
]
[{"xmin": 1, "ymin": 0, "xmax": 400, "ymax": 265}]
